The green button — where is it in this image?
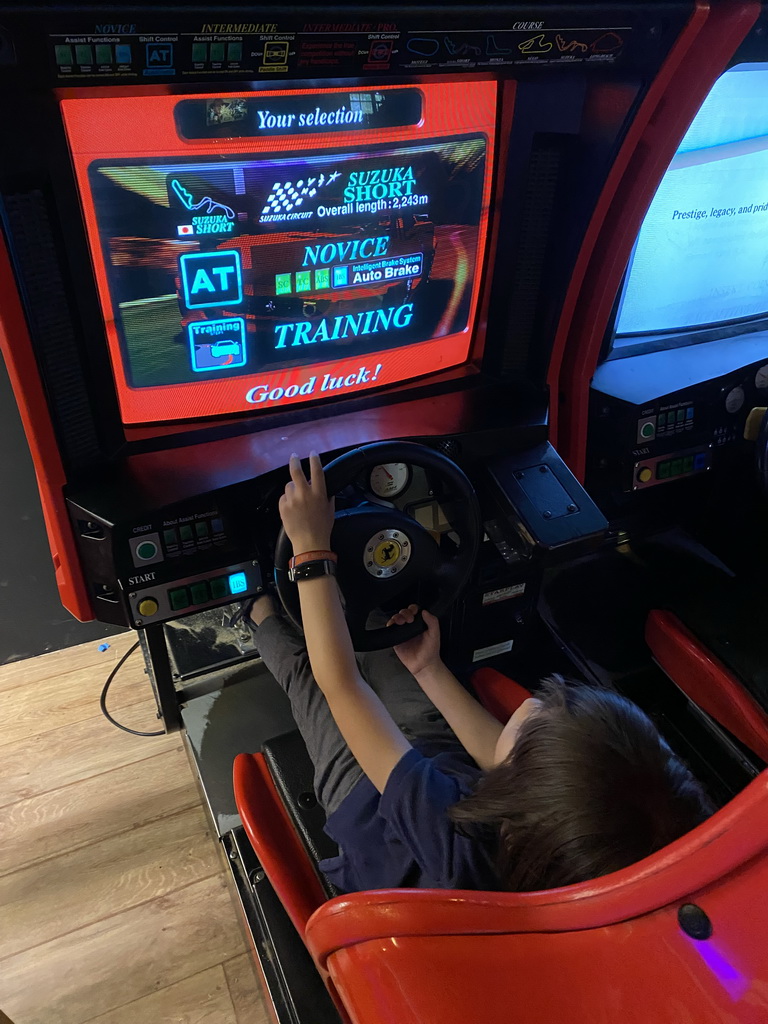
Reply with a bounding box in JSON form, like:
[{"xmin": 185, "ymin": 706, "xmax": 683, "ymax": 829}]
[
  {"xmin": 677, "ymin": 409, "xmax": 685, "ymax": 422},
  {"xmin": 210, "ymin": 42, "xmax": 225, "ymax": 61},
  {"xmin": 640, "ymin": 422, "xmax": 655, "ymax": 439},
  {"xmin": 192, "ymin": 42, "xmax": 208, "ymax": 62},
  {"xmin": 75, "ymin": 44, "xmax": 93, "ymax": 64},
  {"xmin": 179, "ymin": 524, "xmax": 194, "ymax": 543},
  {"xmin": 670, "ymin": 459, "xmax": 683, "ymax": 477},
  {"xmin": 195, "ymin": 521, "xmax": 209, "ymax": 539},
  {"xmin": 315, "ymin": 268, "xmax": 330, "ymax": 289},
  {"xmin": 228, "ymin": 41, "xmax": 243, "ymax": 61},
  {"xmin": 209, "ymin": 576, "xmax": 229, "ymax": 599},
  {"xmin": 658, "ymin": 461, "xmax": 671, "ymax": 479},
  {"xmin": 190, "ymin": 581, "xmax": 210, "ymax": 605},
  {"xmin": 136, "ymin": 540, "xmax": 158, "ymax": 560},
  {"xmin": 163, "ymin": 528, "xmax": 178, "ymax": 548},
  {"xmin": 682, "ymin": 456, "xmax": 694, "ymax": 473},
  {"xmin": 295, "ymin": 271, "xmax": 311, "ymax": 292},
  {"xmin": 55, "ymin": 45, "xmax": 74, "ymax": 65},
  {"xmin": 169, "ymin": 587, "xmax": 190, "ymax": 611},
  {"xmin": 95, "ymin": 44, "xmax": 113, "ymax": 64}
]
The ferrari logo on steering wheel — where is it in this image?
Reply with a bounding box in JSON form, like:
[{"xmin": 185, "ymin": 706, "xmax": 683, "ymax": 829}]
[
  {"xmin": 364, "ymin": 528, "xmax": 411, "ymax": 578},
  {"xmin": 373, "ymin": 539, "xmax": 402, "ymax": 567}
]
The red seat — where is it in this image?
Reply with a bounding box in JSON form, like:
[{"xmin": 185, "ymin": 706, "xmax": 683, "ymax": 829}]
[
  {"xmin": 233, "ymin": 667, "xmax": 768, "ymax": 1023},
  {"xmin": 646, "ymin": 609, "xmax": 768, "ymax": 764}
]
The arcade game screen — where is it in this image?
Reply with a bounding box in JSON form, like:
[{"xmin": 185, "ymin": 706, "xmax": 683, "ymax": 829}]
[
  {"xmin": 614, "ymin": 63, "xmax": 768, "ymax": 345},
  {"xmin": 62, "ymin": 82, "xmax": 497, "ymax": 424}
]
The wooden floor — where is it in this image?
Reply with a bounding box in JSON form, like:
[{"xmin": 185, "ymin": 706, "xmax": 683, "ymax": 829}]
[{"xmin": 0, "ymin": 632, "xmax": 270, "ymax": 1024}]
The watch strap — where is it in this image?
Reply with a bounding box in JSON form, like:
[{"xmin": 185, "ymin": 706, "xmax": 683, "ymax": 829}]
[{"xmin": 288, "ymin": 558, "xmax": 338, "ymax": 583}]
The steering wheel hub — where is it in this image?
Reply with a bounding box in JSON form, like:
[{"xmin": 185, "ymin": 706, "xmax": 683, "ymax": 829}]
[{"xmin": 365, "ymin": 529, "xmax": 411, "ymax": 578}]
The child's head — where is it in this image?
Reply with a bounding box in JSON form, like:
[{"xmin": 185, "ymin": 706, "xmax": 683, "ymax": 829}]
[{"xmin": 451, "ymin": 676, "xmax": 715, "ymax": 891}]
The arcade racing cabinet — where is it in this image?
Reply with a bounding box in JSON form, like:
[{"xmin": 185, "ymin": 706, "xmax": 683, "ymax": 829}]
[{"xmin": 2, "ymin": 2, "xmax": 768, "ymax": 1022}]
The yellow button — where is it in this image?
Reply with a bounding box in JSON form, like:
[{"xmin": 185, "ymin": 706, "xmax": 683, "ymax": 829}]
[
  {"xmin": 137, "ymin": 597, "xmax": 159, "ymax": 617},
  {"xmin": 637, "ymin": 467, "xmax": 653, "ymax": 483}
]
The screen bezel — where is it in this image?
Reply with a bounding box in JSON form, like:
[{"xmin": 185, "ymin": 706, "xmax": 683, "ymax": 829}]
[{"xmin": 61, "ymin": 79, "xmax": 498, "ymax": 426}]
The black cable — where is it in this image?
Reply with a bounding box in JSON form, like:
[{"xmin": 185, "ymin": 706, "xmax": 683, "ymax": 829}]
[{"xmin": 99, "ymin": 640, "xmax": 165, "ymax": 737}]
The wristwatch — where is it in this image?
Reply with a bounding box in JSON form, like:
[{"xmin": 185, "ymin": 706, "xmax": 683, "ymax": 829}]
[{"xmin": 288, "ymin": 558, "xmax": 338, "ymax": 583}]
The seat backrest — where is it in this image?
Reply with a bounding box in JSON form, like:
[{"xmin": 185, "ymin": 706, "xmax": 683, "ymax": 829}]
[
  {"xmin": 646, "ymin": 608, "xmax": 768, "ymax": 764},
  {"xmin": 306, "ymin": 771, "xmax": 768, "ymax": 1024}
]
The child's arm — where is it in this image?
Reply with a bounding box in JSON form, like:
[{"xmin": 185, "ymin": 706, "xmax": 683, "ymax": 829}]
[
  {"xmin": 279, "ymin": 453, "xmax": 411, "ymax": 794},
  {"xmin": 389, "ymin": 606, "xmax": 504, "ymax": 771}
]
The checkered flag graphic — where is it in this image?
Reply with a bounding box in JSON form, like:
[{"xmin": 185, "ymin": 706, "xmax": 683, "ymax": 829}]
[{"xmin": 261, "ymin": 173, "xmax": 334, "ymax": 215}]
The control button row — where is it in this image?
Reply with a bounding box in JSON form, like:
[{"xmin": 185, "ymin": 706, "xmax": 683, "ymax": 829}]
[
  {"xmin": 192, "ymin": 41, "xmax": 242, "ymax": 63},
  {"xmin": 168, "ymin": 571, "xmax": 248, "ymax": 612},
  {"xmin": 55, "ymin": 43, "xmax": 132, "ymax": 66},
  {"xmin": 162, "ymin": 518, "xmax": 226, "ymax": 555}
]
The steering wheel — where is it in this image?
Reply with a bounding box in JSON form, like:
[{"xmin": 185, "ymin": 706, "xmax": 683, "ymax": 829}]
[{"xmin": 274, "ymin": 441, "xmax": 481, "ymax": 651}]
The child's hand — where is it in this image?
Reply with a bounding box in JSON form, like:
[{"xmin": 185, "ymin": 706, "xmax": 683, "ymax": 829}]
[
  {"xmin": 279, "ymin": 452, "xmax": 335, "ymax": 554},
  {"xmin": 387, "ymin": 605, "xmax": 442, "ymax": 677}
]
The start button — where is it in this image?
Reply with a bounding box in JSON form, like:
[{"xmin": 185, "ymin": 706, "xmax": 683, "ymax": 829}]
[
  {"xmin": 637, "ymin": 466, "xmax": 653, "ymax": 484},
  {"xmin": 137, "ymin": 597, "xmax": 159, "ymax": 617}
]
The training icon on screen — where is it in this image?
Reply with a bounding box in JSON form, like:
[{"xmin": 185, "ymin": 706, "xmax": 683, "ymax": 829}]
[{"xmin": 188, "ymin": 318, "xmax": 247, "ymax": 372}]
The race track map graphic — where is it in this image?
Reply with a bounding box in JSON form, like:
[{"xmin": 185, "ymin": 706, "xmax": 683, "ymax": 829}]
[{"xmin": 89, "ymin": 135, "xmax": 487, "ymax": 389}]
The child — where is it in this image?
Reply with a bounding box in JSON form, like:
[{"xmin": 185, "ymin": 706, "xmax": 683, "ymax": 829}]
[{"xmin": 247, "ymin": 452, "xmax": 714, "ymax": 894}]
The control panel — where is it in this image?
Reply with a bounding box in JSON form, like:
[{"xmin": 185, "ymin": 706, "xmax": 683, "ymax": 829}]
[
  {"xmin": 67, "ymin": 483, "xmax": 269, "ymax": 629},
  {"xmin": 128, "ymin": 561, "xmax": 260, "ymax": 626},
  {"xmin": 588, "ymin": 344, "xmax": 768, "ymax": 497}
]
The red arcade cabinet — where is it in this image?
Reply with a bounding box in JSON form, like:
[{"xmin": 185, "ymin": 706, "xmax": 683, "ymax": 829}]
[{"xmin": 1, "ymin": 2, "xmax": 768, "ymax": 1022}]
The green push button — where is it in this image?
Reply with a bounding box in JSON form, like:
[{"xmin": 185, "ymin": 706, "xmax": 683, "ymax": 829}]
[
  {"xmin": 670, "ymin": 459, "xmax": 683, "ymax": 477},
  {"xmin": 95, "ymin": 44, "xmax": 113, "ymax": 64},
  {"xmin": 179, "ymin": 524, "xmax": 194, "ymax": 543},
  {"xmin": 75, "ymin": 44, "xmax": 93, "ymax": 64},
  {"xmin": 190, "ymin": 581, "xmax": 210, "ymax": 605},
  {"xmin": 227, "ymin": 41, "xmax": 242, "ymax": 60},
  {"xmin": 682, "ymin": 456, "xmax": 694, "ymax": 473},
  {"xmin": 209, "ymin": 577, "xmax": 229, "ymax": 599},
  {"xmin": 640, "ymin": 422, "xmax": 655, "ymax": 440},
  {"xmin": 136, "ymin": 540, "xmax": 158, "ymax": 560},
  {"xmin": 210, "ymin": 42, "xmax": 225, "ymax": 61},
  {"xmin": 195, "ymin": 521, "xmax": 209, "ymax": 539},
  {"xmin": 55, "ymin": 44, "xmax": 74, "ymax": 65},
  {"xmin": 658, "ymin": 461, "xmax": 671, "ymax": 480},
  {"xmin": 192, "ymin": 42, "xmax": 208, "ymax": 62},
  {"xmin": 169, "ymin": 587, "xmax": 190, "ymax": 611}
]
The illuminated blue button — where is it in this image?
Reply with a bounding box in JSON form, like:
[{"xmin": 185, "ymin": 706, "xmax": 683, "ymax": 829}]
[
  {"xmin": 694, "ymin": 453, "xmax": 708, "ymax": 471},
  {"xmin": 180, "ymin": 251, "xmax": 243, "ymax": 309},
  {"xmin": 228, "ymin": 572, "xmax": 248, "ymax": 594},
  {"xmin": 115, "ymin": 44, "xmax": 133, "ymax": 63}
]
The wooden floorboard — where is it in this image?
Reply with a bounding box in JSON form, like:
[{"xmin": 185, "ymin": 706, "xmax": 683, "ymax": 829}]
[{"xmin": 0, "ymin": 632, "xmax": 270, "ymax": 1024}]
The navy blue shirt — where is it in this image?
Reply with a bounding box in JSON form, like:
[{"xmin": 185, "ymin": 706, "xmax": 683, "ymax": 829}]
[{"xmin": 319, "ymin": 744, "xmax": 500, "ymax": 893}]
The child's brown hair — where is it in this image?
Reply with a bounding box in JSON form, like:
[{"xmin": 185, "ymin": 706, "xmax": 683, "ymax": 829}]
[{"xmin": 451, "ymin": 676, "xmax": 715, "ymax": 891}]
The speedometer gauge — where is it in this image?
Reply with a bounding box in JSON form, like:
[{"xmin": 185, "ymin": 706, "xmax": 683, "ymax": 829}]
[{"xmin": 369, "ymin": 463, "xmax": 410, "ymax": 499}]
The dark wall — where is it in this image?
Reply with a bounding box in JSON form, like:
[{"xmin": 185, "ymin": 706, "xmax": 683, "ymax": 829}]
[{"xmin": 0, "ymin": 353, "xmax": 124, "ymax": 663}]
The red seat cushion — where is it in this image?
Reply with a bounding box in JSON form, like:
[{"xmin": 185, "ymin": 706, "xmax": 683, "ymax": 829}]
[{"xmin": 646, "ymin": 609, "xmax": 768, "ymax": 764}]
